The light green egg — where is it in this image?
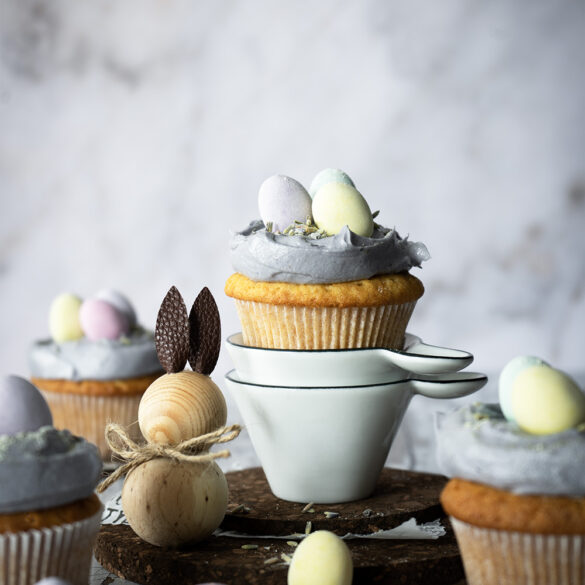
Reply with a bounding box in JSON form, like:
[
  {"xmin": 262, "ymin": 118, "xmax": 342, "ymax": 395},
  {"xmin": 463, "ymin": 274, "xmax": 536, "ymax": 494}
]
[
  {"xmin": 308, "ymin": 168, "xmax": 355, "ymax": 198},
  {"xmin": 511, "ymin": 365, "xmax": 585, "ymax": 435},
  {"xmin": 49, "ymin": 293, "xmax": 84, "ymax": 343},
  {"xmin": 312, "ymin": 182, "xmax": 374, "ymax": 237},
  {"xmin": 288, "ymin": 530, "xmax": 353, "ymax": 585}
]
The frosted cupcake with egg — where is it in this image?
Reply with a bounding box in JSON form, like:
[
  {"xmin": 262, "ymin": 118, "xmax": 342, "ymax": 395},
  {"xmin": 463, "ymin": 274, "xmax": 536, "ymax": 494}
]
[
  {"xmin": 225, "ymin": 169, "xmax": 429, "ymax": 349},
  {"xmin": 0, "ymin": 376, "xmax": 103, "ymax": 585},
  {"xmin": 29, "ymin": 289, "xmax": 163, "ymax": 460},
  {"xmin": 436, "ymin": 357, "xmax": 585, "ymax": 585}
]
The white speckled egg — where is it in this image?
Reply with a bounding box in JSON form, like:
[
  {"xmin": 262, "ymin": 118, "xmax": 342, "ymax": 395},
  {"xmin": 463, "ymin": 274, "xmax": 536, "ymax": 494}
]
[
  {"xmin": 94, "ymin": 288, "xmax": 137, "ymax": 329},
  {"xmin": 288, "ymin": 530, "xmax": 353, "ymax": 585},
  {"xmin": 511, "ymin": 365, "xmax": 585, "ymax": 435},
  {"xmin": 312, "ymin": 182, "xmax": 373, "ymax": 237},
  {"xmin": 138, "ymin": 371, "xmax": 227, "ymax": 445},
  {"xmin": 122, "ymin": 458, "xmax": 228, "ymax": 547},
  {"xmin": 258, "ymin": 174, "xmax": 312, "ymax": 233},
  {"xmin": 498, "ymin": 355, "xmax": 549, "ymax": 422},
  {"xmin": 48, "ymin": 293, "xmax": 84, "ymax": 343},
  {"xmin": 79, "ymin": 298, "xmax": 130, "ymax": 341},
  {"xmin": 308, "ymin": 168, "xmax": 355, "ymax": 198},
  {"xmin": 0, "ymin": 375, "xmax": 52, "ymax": 435}
]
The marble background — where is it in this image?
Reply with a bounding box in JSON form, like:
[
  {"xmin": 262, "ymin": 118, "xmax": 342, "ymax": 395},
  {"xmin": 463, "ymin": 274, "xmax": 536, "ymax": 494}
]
[{"xmin": 1, "ymin": 0, "xmax": 584, "ymax": 473}]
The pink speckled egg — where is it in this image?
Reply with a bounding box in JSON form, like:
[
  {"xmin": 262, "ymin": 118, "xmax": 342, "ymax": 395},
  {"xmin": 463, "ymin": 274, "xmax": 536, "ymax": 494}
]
[
  {"xmin": 95, "ymin": 288, "xmax": 137, "ymax": 329},
  {"xmin": 79, "ymin": 298, "xmax": 130, "ymax": 341}
]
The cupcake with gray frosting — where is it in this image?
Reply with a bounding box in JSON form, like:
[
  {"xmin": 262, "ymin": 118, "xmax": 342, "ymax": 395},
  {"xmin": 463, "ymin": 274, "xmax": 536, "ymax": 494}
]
[
  {"xmin": 225, "ymin": 169, "xmax": 429, "ymax": 349},
  {"xmin": 0, "ymin": 375, "xmax": 103, "ymax": 585},
  {"xmin": 29, "ymin": 289, "xmax": 163, "ymax": 460},
  {"xmin": 436, "ymin": 357, "xmax": 585, "ymax": 585}
]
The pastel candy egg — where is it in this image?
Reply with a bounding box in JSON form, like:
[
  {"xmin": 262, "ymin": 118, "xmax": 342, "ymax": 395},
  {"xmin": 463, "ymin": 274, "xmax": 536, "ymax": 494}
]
[
  {"xmin": 48, "ymin": 293, "xmax": 84, "ymax": 343},
  {"xmin": 0, "ymin": 375, "xmax": 52, "ymax": 435},
  {"xmin": 122, "ymin": 457, "xmax": 228, "ymax": 547},
  {"xmin": 308, "ymin": 168, "xmax": 355, "ymax": 198},
  {"xmin": 258, "ymin": 174, "xmax": 312, "ymax": 233},
  {"xmin": 511, "ymin": 365, "xmax": 585, "ymax": 435},
  {"xmin": 498, "ymin": 355, "xmax": 549, "ymax": 422},
  {"xmin": 94, "ymin": 288, "xmax": 137, "ymax": 329},
  {"xmin": 138, "ymin": 371, "xmax": 227, "ymax": 445},
  {"xmin": 79, "ymin": 298, "xmax": 130, "ymax": 341},
  {"xmin": 288, "ymin": 530, "xmax": 353, "ymax": 585},
  {"xmin": 312, "ymin": 182, "xmax": 374, "ymax": 237}
]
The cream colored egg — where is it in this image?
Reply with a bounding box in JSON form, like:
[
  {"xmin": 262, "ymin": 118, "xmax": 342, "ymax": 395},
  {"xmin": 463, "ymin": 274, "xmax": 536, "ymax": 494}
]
[
  {"xmin": 312, "ymin": 182, "xmax": 373, "ymax": 237},
  {"xmin": 138, "ymin": 371, "xmax": 227, "ymax": 445},
  {"xmin": 122, "ymin": 458, "xmax": 228, "ymax": 547},
  {"xmin": 48, "ymin": 293, "xmax": 84, "ymax": 343},
  {"xmin": 511, "ymin": 365, "xmax": 585, "ymax": 435},
  {"xmin": 288, "ymin": 530, "xmax": 353, "ymax": 585}
]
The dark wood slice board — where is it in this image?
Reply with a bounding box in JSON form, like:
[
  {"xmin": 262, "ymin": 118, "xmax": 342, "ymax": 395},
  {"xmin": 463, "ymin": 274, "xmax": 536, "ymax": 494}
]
[
  {"xmin": 222, "ymin": 467, "xmax": 448, "ymax": 536},
  {"xmin": 94, "ymin": 467, "xmax": 465, "ymax": 585}
]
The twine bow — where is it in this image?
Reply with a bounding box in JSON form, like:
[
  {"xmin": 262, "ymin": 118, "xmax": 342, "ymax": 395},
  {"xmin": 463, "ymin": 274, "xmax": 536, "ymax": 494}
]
[{"xmin": 97, "ymin": 422, "xmax": 242, "ymax": 493}]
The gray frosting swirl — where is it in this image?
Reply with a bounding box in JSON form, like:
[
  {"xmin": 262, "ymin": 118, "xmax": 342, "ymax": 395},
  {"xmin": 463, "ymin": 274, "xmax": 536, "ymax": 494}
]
[
  {"xmin": 230, "ymin": 220, "xmax": 430, "ymax": 283},
  {"xmin": 436, "ymin": 403, "xmax": 585, "ymax": 496},
  {"xmin": 29, "ymin": 327, "xmax": 162, "ymax": 381},
  {"xmin": 0, "ymin": 426, "xmax": 102, "ymax": 513}
]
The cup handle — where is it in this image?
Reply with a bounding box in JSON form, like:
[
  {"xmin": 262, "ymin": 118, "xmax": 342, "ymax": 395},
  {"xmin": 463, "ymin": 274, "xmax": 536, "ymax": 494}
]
[{"xmin": 409, "ymin": 372, "xmax": 487, "ymax": 399}]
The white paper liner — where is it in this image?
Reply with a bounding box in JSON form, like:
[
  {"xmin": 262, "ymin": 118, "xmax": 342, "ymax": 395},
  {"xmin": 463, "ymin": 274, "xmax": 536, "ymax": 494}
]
[
  {"xmin": 234, "ymin": 300, "xmax": 417, "ymax": 349},
  {"xmin": 450, "ymin": 517, "xmax": 585, "ymax": 585},
  {"xmin": 0, "ymin": 505, "xmax": 103, "ymax": 585},
  {"xmin": 40, "ymin": 390, "xmax": 143, "ymax": 460},
  {"xmin": 102, "ymin": 492, "xmax": 444, "ymax": 540}
]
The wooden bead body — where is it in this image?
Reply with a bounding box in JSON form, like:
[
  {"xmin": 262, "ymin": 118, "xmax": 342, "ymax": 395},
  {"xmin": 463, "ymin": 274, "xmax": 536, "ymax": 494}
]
[{"xmin": 122, "ymin": 458, "xmax": 228, "ymax": 547}]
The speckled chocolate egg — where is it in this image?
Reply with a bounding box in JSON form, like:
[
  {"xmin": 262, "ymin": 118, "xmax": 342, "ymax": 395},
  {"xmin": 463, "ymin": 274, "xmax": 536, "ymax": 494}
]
[
  {"xmin": 498, "ymin": 355, "xmax": 549, "ymax": 422},
  {"xmin": 0, "ymin": 375, "xmax": 52, "ymax": 435},
  {"xmin": 138, "ymin": 371, "xmax": 227, "ymax": 445},
  {"xmin": 48, "ymin": 293, "xmax": 84, "ymax": 343},
  {"xmin": 308, "ymin": 168, "xmax": 355, "ymax": 198},
  {"xmin": 122, "ymin": 458, "xmax": 228, "ymax": 547},
  {"xmin": 79, "ymin": 298, "xmax": 130, "ymax": 341},
  {"xmin": 258, "ymin": 174, "xmax": 312, "ymax": 233},
  {"xmin": 511, "ymin": 365, "xmax": 585, "ymax": 435},
  {"xmin": 94, "ymin": 288, "xmax": 137, "ymax": 329},
  {"xmin": 312, "ymin": 181, "xmax": 374, "ymax": 237},
  {"xmin": 288, "ymin": 530, "xmax": 353, "ymax": 585}
]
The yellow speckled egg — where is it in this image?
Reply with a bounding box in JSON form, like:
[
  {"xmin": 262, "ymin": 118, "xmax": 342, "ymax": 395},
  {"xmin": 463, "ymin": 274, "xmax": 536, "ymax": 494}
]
[
  {"xmin": 288, "ymin": 530, "xmax": 353, "ymax": 585},
  {"xmin": 312, "ymin": 182, "xmax": 373, "ymax": 237},
  {"xmin": 138, "ymin": 371, "xmax": 227, "ymax": 445},
  {"xmin": 48, "ymin": 293, "xmax": 84, "ymax": 342},
  {"xmin": 511, "ymin": 365, "xmax": 585, "ymax": 435},
  {"xmin": 122, "ymin": 458, "xmax": 228, "ymax": 547}
]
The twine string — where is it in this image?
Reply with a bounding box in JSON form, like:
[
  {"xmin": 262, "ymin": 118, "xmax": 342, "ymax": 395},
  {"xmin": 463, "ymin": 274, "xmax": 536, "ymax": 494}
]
[{"xmin": 97, "ymin": 422, "xmax": 242, "ymax": 493}]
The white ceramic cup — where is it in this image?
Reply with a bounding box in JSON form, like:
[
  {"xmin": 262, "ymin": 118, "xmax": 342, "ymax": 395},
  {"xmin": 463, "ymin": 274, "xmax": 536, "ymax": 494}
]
[
  {"xmin": 224, "ymin": 369, "xmax": 487, "ymax": 503},
  {"xmin": 225, "ymin": 332, "xmax": 474, "ymax": 386}
]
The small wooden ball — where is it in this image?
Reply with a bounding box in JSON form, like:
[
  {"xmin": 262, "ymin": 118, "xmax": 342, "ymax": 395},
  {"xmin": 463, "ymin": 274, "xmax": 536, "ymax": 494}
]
[
  {"xmin": 138, "ymin": 371, "xmax": 227, "ymax": 445},
  {"xmin": 122, "ymin": 458, "xmax": 228, "ymax": 547}
]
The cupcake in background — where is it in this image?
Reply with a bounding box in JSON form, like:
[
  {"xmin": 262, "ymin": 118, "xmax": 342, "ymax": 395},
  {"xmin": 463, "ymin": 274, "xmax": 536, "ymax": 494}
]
[
  {"xmin": 29, "ymin": 289, "xmax": 163, "ymax": 461},
  {"xmin": 0, "ymin": 375, "xmax": 102, "ymax": 585},
  {"xmin": 225, "ymin": 169, "xmax": 429, "ymax": 350},
  {"xmin": 436, "ymin": 357, "xmax": 585, "ymax": 585}
]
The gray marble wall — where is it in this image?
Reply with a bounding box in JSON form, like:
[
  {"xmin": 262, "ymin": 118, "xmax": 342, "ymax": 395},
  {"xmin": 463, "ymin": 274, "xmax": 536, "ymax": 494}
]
[{"xmin": 1, "ymin": 0, "xmax": 584, "ymax": 471}]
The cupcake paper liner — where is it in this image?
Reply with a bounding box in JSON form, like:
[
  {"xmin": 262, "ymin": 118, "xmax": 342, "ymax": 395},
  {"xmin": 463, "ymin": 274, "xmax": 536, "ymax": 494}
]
[
  {"xmin": 450, "ymin": 517, "xmax": 585, "ymax": 585},
  {"xmin": 234, "ymin": 300, "xmax": 418, "ymax": 349},
  {"xmin": 0, "ymin": 505, "xmax": 102, "ymax": 585},
  {"xmin": 39, "ymin": 391, "xmax": 143, "ymax": 461}
]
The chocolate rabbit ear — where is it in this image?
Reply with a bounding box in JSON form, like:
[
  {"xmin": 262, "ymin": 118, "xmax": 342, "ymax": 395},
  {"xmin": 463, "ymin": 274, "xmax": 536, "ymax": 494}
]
[
  {"xmin": 188, "ymin": 287, "xmax": 221, "ymax": 375},
  {"xmin": 155, "ymin": 286, "xmax": 190, "ymax": 374}
]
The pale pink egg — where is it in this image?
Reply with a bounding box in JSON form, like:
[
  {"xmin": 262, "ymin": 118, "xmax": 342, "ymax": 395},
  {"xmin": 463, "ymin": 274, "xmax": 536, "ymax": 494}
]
[{"xmin": 79, "ymin": 298, "xmax": 130, "ymax": 341}]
